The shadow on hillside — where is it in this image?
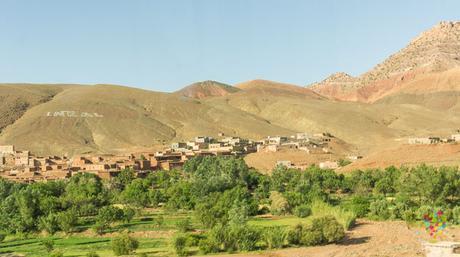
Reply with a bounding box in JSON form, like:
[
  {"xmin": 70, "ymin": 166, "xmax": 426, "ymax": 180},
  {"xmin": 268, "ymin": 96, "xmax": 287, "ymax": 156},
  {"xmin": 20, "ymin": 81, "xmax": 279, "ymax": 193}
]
[{"xmin": 339, "ymin": 236, "xmax": 370, "ymax": 246}]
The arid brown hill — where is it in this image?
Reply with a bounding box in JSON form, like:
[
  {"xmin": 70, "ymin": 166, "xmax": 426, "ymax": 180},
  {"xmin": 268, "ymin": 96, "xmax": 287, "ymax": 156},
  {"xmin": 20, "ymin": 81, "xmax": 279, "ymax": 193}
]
[
  {"xmin": 174, "ymin": 80, "xmax": 239, "ymax": 99},
  {"xmin": 310, "ymin": 21, "xmax": 460, "ymax": 102}
]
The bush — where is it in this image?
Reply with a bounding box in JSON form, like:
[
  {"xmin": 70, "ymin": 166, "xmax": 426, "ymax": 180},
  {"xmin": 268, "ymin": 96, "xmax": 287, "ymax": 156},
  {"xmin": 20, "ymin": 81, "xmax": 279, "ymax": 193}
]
[
  {"xmin": 270, "ymin": 191, "xmax": 290, "ymax": 215},
  {"xmin": 122, "ymin": 207, "xmax": 136, "ymax": 223},
  {"xmin": 346, "ymin": 195, "xmax": 370, "ymax": 218},
  {"xmin": 287, "ymin": 224, "xmax": 303, "ymax": 245},
  {"xmin": 416, "ymin": 205, "xmax": 433, "ymax": 220},
  {"xmin": 41, "ymin": 238, "xmax": 54, "ymax": 253},
  {"xmin": 176, "ymin": 218, "xmax": 192, "ymax": 233},
  {"xmin": 198, "ymin": 237, "xmax": 220, "ymax": 254},
  {"xmin": 300, "ymin": 224, "xmax": 324, "ymax": 246},
  {"xmin": 172, "ymin": 233, "xmax": 188, "ymax": 256},
  {"xmin": 0, "ymin": 233, "xmax": 5, "ymax": 242},
  {"xmin": 112, "ymin": 233, "xmax": 139, "ymax": 256},
  {"xmin": 294, "ymin": 205, "xmax": 311, "ymax": 218},
  {"xmin": 402, "ymin": 209, "xmax": 417, "ymax": 223},
  {"xmin": 57, "ymin": 209, "xmax": 79, "ymax": 234},
  {"xmin": 319, "ymin": 216, "xmax": 345, "ymax": 243},
  {"xmin": 39, "ymin": 213, "xmax": 60, "ymax": 235},
  {"xmin": 230, "ymin": 225, "xmax": 261, "ymax": 251},
  {"xmin": 288, "ymin": 216, "xmax": 345, "ymax": 247},
  {"xmin": 263, "ymin": 227, "xmax": 286, "ymax": 249},
  {"xmin": 86, "ymin": 252, "xmax": 100, "ymax": 257},
  {"xmin": 311, "ymin": 201, "xmax": 356, "ymax": 230},
  {"xmin": 453, "ymin": 206, "xmax": 460, "ymax": 225},
  {"xmin": 369, "ymin": 199, "xmax": 391, "ymax": 220}
]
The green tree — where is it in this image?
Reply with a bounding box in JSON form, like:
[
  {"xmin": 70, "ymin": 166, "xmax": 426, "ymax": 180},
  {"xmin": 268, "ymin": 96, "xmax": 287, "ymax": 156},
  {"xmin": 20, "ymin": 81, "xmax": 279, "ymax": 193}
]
[
  {"xmin": 39, "ymin": 213, "xmax": 59, "ymax": 235},
  {"xmin": 57, "ymin": 209, "xmax": 78, "ymax": 234},
  {"xmin": 270, "ymin": 191, "xmax": 289, "ymax": 215},
  {"xmin": 94, "ymin": 206, "xmax": 124, "ymax": 233},
  {"xmin": 63, "ymin": 173, "xmax": 107, "ymax": 216},
  {"xmin": 121, "ymin": 179, "xmax": 150, "ymax": 207}
]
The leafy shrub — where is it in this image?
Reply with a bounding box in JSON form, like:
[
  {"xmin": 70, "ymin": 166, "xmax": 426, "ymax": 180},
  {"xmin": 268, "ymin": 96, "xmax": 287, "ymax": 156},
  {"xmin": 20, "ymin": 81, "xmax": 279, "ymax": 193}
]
[
  {"xmin": 198, "ymin": 237, "xmax": 220, "ymax": 254},
  {"xmin": 229, "ymin": 225, "xmax": 261, "ymax": 251},
  {"xmin": 319, "ymin": 216, "xmax": 345, "ymax": 243},
  {"xmin": 41, "ymin": 238, "xmax": 54, "ymax": 253},
  {"xmin": 57, "ymin": 209, "xmax": 78, "ymax": 234},
  {"xmin": 39, "ymin": 213, "xmax": 59, "ymax": 235},
  {"xmin": 200, "ymin": 223, "xmax": 260, "ymax": 253},
  {"xmin": 185, "ymin": 234, "xmax": 202, "ymax": 247},
  {"xmin": 176, "ymin": 217, "xmax": 192, "ymax": 233},
  {"xmin": 287, "ymin": 224, "xmax": 303, "ymax": 245},
  {"xmin": 369, "ymin": 199, "xmax": 391, "ymax": 220},
  {"xmin": 288, "ymin": 216, "xmax": 345, "ymax": 247},
  {"xmin": 0, "ymin": 233, "xmax": 5, "ymax": 242},
  {"xmin": 402, "ymin": 209, "xmax": 417, "ymax": 223},
  {"xmin": 172, "ymin": 233, "xmax": 188, "ymax": 256},
  {"xmin": 86, "ymin": 252, "xmax": 100, "ymax": 257},
  {"xmin": 300, "ymin": 224, "xmax": 324, "ymax": 246},
  {"xmin": 452, "ymin": 206, "xmax": 460, "ymax": 225},
  {"xmin": 416, "ymin": 205, "xmax": 433, "ymax": 220},
  {"xmin": 263, "ymin": 227, "xmax": 286, "ymax": 249},
  {"xmin": 311, "ymin": 201, "xmax": 356, "ymax": 230},
  {"xmin": 294, "ymin": 204, "xmax": 311, "ymax": 218},
  {"xmin": 270, "ymin": 191, "xmax": 290, "ymax": 215},
  {"xmin": 122, "ymin": 207, "xmax": 136, "ymax": 223},
  {"xmin": 112, "ymin": 233, "xmax": 139, "ymax": 256},
  {"xmin": 345, "ymin": 195, "xmax": 370, "ymax": 218}
]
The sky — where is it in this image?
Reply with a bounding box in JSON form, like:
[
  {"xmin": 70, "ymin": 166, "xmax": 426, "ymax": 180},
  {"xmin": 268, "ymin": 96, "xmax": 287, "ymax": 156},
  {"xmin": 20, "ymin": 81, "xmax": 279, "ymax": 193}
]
[{"xmin": 1, "ymin": 0, "xmax": 459, "ymax": 92}]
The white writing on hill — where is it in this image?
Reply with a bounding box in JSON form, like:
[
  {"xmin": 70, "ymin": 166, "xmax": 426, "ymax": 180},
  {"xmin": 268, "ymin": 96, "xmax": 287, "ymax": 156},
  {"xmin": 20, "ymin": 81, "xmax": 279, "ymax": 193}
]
[{"xmin": 46, "ymin": 111, "xmax": 104, "ymax": 118}]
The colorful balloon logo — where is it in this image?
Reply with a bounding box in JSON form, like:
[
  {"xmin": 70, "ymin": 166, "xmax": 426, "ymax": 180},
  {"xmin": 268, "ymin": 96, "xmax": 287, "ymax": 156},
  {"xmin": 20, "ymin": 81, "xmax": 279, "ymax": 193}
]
[{"xmin": 423, "ymin": 209, "xmax": 447, "ymax": 239}]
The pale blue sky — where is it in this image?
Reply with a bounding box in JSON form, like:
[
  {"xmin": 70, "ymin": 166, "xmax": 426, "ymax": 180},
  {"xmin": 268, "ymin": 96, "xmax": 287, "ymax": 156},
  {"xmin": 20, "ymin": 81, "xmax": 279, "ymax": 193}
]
[{"xmin": 0, "ymin": 0, "xmax": 459, "ymax": 91}]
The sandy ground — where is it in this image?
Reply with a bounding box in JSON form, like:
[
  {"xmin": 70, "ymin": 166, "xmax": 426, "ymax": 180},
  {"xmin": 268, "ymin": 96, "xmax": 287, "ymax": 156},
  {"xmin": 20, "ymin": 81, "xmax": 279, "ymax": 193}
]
[
  {"xmin": 342, "ymin": 144, "xmax": 460, "ymax": 172},
  {"xmin": 201, "ymin": 220, "xmax": 460, "ymax": 257}
]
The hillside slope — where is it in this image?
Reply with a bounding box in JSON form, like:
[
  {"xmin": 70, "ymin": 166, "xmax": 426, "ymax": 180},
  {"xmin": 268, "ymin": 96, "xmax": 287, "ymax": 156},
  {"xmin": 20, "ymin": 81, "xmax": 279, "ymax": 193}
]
[
  {"xmin": 0, "ymin": 84, "xmax": 293, "ymax": 155},
  {"xmin": 0, "ymin": 84, "xmax": 73, "ymax": 132},
  {"xmin": 174, "ymin": 80, "xmax": 240, "ymax": 99},
  {"xmin": 208, "ymin": 80, "xmax": 460, "ymax": 152},
  {"xmin": 311, "ymin": 21, "xmax": 460, "ymax": 102}
]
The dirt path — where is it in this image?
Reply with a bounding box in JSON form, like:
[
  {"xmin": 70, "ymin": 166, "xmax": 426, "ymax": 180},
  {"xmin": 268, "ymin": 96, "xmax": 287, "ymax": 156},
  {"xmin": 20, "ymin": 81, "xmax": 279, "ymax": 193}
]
[{"xmin": 201, "ymin": 220, "xmax": 460, "ymax": 257}]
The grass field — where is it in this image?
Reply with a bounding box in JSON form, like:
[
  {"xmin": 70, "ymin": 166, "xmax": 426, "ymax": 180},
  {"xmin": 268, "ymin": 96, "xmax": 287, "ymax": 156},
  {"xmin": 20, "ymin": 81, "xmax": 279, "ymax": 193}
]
[
  {"xmin": 0, "ymin": 209, "xmax": 191, "ymax": 257},
  {"xmin": 0, "ymin": 209, "xmax": 310, "ymax": 257}
]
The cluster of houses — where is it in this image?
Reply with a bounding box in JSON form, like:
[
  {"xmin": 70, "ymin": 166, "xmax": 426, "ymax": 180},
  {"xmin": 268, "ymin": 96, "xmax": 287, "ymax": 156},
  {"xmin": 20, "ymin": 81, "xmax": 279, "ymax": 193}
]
[
  {"xmin": 257, "ymin": 132, "xmax": 333, "ymax": 154},
  {"xmin": 260, "ymin": 132, "xmax": 359, "ymax": 170},
  {"xmin": 0, "ymin": 134, "xmax": 260, "ymax": 183},
  {"xmin": 0, "ymin": 132, "xmax": 358, "ymax": 182},
  {"xmin": 408, "ymin": 133, "xmax": 460, "ymax": 145}
]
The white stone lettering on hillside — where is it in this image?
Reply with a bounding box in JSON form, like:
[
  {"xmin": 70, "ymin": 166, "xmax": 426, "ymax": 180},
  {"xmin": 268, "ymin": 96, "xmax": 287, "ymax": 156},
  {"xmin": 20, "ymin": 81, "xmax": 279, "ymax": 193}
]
[{"xmin": 46, "ymin": 111, "xmax": 104, "ymax": 118}]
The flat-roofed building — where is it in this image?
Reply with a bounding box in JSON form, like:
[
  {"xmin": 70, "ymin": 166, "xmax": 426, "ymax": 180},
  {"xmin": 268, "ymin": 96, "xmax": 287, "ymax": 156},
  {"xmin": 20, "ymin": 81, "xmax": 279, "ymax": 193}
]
[{"xmin": 0, "ymin": 145, "xmax": 15, "ymax": 154}]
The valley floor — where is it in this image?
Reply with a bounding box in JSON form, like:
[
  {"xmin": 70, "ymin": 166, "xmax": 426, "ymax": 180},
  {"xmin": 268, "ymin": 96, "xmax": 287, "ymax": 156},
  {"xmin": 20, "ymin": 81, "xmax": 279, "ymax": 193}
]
[{"xmin": 2, "ymin": 214, "xmax": 458, "ymax": 257}]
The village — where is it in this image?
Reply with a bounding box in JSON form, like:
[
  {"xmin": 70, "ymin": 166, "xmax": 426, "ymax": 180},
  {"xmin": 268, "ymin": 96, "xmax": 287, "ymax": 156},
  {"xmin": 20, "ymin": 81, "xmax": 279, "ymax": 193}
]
[{"xmin": 0, "ymin": 132, "xmax": 351, "ymax": 182}]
